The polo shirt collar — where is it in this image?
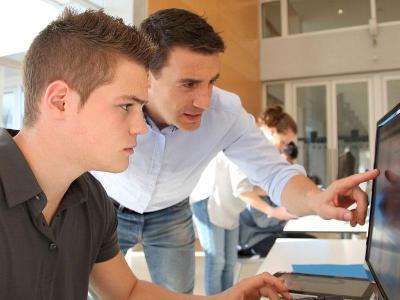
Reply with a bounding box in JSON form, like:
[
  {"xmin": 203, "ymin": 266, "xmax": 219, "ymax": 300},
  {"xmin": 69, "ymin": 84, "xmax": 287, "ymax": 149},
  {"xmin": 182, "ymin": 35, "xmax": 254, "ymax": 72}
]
[
  {"xmin": 0, "ymin": 128, "xmax": 89, "ymax": 209},
  {"xmin": 0, "ymin": 128, "xmax": 42, "ymax": 208}
]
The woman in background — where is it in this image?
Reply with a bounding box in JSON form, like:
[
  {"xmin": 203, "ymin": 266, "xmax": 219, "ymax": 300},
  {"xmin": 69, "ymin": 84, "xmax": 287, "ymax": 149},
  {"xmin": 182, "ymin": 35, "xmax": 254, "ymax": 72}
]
[
  {"xmin": 191, "ymin": 106, "xmax": 301, "ymax": 295},
  {"xmin": 239, "ymin": 106, "xmax": 300, "ymax": 255}
]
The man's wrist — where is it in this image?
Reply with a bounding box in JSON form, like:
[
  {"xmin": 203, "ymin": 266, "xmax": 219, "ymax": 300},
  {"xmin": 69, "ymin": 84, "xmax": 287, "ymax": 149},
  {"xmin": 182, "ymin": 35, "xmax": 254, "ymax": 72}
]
[{"xmin": 305, "ymin": 188, "xmax": 323, "ymax": 215}]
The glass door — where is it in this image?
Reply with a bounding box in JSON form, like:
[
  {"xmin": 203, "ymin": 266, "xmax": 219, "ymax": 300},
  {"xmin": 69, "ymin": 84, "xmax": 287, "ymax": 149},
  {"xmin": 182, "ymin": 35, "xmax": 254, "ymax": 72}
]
[
  {"xmin": 290, "ymin": 78, "xmax": 372, "ymax": 188},
  {"xmin": 266, "ymin": 72, "xmax": 397, "ymax": 188},
  {"xmin": 384, "ymin": 77, "xmax": 400, "ymax": 112},
  {"xmin": 294, "ymin": 84, "xmax": 328, "ymax": 187},
  {"xmin": 334, "ymin": 80, "xmax": 371, "ymax": 179}
]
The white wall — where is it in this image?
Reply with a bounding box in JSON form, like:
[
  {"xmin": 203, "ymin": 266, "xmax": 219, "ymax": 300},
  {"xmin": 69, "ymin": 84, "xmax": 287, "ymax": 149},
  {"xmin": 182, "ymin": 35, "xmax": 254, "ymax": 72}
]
[{"xmin": 261, "ymin": 22, "xmax": 400, "ymax": 81}]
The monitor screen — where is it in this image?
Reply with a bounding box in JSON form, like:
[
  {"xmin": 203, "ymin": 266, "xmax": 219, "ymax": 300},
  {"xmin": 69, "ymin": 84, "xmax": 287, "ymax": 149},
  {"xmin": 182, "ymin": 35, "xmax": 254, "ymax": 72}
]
[{"xmin": 367, "ymin": 104, "xmax": 400, "ymax": 300}]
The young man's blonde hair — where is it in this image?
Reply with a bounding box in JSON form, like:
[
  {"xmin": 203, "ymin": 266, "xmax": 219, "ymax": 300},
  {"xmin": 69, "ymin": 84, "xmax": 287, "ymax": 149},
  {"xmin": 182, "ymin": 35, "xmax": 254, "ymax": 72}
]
[{"xmin": 23, "ymin": 8, "xmax": 154, "ymax": 127}]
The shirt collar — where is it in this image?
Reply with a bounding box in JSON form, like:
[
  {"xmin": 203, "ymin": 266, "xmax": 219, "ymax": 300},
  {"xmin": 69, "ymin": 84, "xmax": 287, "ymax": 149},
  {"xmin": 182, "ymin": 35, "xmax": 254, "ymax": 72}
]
[
  {"xmin": 143, "ymin": 109, "xmax": 178, "ymax": 134},
  {"xmin": 0, "ymin": 128, "xmax": 89, "ymax": 208},
  {"xmin": 0, "ymin": 128, "xmax": 42, "ymax": 207}
]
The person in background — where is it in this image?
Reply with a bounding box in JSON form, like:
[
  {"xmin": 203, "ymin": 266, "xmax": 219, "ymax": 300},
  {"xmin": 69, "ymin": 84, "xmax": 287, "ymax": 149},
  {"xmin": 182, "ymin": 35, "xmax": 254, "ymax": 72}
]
[
  {"xmin": 191, "ymin": 151, "xmax": 297, "ymax": 295},
  {"xmin": 0, "ymin": 8, "xmax": 292, "ymax": 300},
  {"xmin": 92, "ymin": 8, "xmax": 378, "ymax": 294},
  {"xmin": 257, "ymin": 106, "xmax": 297, "ymax": 152},
  {"xmin": 191, "ymin": 107, "xmax": 299, "ymax": 295},
  {"xmin": 238, "ymin": 107, "xmax": 300, "ymax": 256}
]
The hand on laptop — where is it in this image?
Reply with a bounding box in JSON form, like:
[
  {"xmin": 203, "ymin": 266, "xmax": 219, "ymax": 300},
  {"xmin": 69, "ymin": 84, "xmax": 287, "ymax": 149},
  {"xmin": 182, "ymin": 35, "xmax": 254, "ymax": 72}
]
[
  {"xmin": 215, "ymin": 272, "xmax": 292, "ymax": 300},
  {"xmin": 310, "ymin": 169, "xmax": 379, "ymax": 226}
]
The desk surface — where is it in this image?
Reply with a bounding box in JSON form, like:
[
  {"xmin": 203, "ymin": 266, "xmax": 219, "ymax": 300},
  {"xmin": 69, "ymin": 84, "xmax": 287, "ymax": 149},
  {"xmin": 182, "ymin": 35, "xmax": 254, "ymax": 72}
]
[
  {"xmin": 283, "ymin": 215, "xmax": 368, "ymax": 233},
  {"xmin": 257, "ymin": 238, "xmax": 366, "ymax": 275}
]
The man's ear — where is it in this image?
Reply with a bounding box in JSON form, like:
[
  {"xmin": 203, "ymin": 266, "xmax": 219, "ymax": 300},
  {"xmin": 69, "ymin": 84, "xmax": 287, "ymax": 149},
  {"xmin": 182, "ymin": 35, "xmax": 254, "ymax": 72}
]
[
  {"xmin": 149, "ymin": 71, "xmax": 158, "ymax": 86},
  {"xmin": 147, "ymin": 72, "xmax": 152, "ymax": 89},
  {"xmin": 42, "ymin": 80, "xmax": 70, "ymax": 117}
]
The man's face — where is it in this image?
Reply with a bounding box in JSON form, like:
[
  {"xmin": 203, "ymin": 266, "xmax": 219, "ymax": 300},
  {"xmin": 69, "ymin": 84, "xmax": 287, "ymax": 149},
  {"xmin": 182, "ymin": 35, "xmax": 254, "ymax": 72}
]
[
  {"xmin": 70, "ymin": 59, "xmax": 148, "ymax": 173},
  {"xmin": 146, "ymin": 47, "xmax": 220, "ymax": 131}
]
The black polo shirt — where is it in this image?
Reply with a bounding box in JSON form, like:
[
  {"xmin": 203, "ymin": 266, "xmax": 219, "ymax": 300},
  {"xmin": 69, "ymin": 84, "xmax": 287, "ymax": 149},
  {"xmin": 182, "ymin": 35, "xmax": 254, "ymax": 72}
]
[{"xmin": 0, "ymin": 128, "xmax": 119, "ymax": 300}]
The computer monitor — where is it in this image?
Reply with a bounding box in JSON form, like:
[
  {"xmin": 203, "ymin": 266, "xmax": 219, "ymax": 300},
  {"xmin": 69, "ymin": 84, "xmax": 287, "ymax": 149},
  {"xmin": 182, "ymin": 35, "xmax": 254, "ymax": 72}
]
[
  {"xmin": 337, "ymin": 150, "xmax": 356, "ymax": 179},
  {"xmin": 366, "ymin": 102, "xmax": 400, "ymax": 300}
]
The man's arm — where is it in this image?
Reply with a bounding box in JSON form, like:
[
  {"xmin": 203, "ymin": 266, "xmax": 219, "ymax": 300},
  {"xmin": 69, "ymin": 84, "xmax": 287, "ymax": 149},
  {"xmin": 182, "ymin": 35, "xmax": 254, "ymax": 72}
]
[
  {"xmin": 280, "ymin": 170, "xmax": 379, "ymax": 226},
  {"xmin": 89, "ymin": 252, "xmax": 291, "ymax": 300}
]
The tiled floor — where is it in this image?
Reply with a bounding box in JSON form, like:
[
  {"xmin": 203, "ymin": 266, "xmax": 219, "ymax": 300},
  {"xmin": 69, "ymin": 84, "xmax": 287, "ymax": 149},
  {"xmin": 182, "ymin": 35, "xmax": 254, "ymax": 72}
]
[{"xmin": 125, "ymin": 250, "xmax": 264, "ymax": 296}]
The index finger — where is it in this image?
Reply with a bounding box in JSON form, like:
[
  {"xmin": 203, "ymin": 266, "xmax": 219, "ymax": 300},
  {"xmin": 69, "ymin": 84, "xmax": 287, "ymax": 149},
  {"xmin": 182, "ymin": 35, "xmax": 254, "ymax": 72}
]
[{"xmin": 335, "ymin": 169, "xmax": 379, "ymax": 192}]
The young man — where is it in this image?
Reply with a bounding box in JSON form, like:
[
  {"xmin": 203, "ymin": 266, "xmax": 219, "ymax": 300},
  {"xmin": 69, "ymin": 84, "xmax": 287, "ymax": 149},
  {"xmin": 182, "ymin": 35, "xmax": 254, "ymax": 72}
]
[
  {"xmin": 93, "ymin": 8, "xmax": 379, "ymax": 293},
  {"xmin": 0, "ymin": 8, "xmax": 292, "ymax": 300}
]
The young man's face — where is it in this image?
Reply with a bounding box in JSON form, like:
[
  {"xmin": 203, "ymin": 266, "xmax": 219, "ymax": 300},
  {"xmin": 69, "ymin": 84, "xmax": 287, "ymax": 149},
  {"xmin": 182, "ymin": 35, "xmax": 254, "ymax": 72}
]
[
  {"xmin": 146, "ymin": 47, "xmax": 220, "ymax": 131},
  {"xmin": 70, "ymin": 58, "xmax": 148, "ymax": 173}
]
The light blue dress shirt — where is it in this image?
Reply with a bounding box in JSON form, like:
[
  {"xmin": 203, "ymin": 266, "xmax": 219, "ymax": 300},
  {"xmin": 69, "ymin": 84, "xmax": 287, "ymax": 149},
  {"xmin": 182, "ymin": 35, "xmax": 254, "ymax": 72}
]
[{"xmin": 92, "ymin": 87, "xmax": 305, "ymax": 213}]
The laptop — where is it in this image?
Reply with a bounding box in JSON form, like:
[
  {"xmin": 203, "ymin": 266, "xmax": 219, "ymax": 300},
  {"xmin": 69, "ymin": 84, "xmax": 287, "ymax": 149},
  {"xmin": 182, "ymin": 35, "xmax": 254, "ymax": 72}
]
[{"xmin": 275, "ymin": 102, "xmax": 400, "ymax": 300}]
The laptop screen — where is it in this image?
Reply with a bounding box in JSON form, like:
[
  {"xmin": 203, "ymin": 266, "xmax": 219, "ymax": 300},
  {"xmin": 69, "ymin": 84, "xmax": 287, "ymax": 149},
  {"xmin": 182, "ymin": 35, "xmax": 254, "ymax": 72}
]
[{"xmin": 366, "ymin": 103, "xmax": 400, "ymax": 300}]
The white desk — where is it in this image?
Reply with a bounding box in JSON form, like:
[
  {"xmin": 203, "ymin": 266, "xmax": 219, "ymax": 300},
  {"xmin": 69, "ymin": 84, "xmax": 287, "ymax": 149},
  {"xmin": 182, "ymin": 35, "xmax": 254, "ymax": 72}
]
[
  {"xmin": 257, "ymin": 238, "xmax": 366, "ymax": 275},
  {"xmin": 256, "ymin": 238, "xmax": 384, "ymax": 299},
  {"xmin": 283, "ymin": 215, "xmax": 368, "ymax": 238}
]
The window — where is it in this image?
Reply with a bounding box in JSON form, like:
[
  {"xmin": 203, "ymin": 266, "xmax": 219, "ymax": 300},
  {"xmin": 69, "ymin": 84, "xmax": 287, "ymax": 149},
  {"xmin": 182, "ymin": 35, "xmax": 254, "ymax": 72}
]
[
  {"xmin": 288, "ymin": 0, "xmax": 370, "ymax": 34},
  {"xmin": 0, "ymin": 0, "xmax": 103, "ymax": 129},
  {"xmin": 266, "ymin": 83, "xmax": 284, "ymax": 108},
  {"xmin": 376, "ymin": 0, "xmax": 400, "ymax": 23},
  {"xmin": 261, "ymin": 1, "xmax": 281, "ymax": 38},
  {"xmin": 262, "ymin": 0, "xmax": 399, "ymax": 38},
  {"xmin": 387, "ymin": 79, "xmax": 400, "ymax": 111}
]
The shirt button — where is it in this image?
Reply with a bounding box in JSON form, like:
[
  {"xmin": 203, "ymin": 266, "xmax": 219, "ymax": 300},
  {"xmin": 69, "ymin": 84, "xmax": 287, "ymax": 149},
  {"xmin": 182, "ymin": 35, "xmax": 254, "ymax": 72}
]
[{"xmin": 49, "ymin": 243, "xmax": 57, "ymax": 251}]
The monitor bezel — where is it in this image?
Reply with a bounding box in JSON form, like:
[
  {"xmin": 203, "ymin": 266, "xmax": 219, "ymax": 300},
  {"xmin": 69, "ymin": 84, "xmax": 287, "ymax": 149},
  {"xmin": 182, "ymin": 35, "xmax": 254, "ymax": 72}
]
[{"xmin": 365, "ymin": 102, "xmax": 400, "ymax": 300}]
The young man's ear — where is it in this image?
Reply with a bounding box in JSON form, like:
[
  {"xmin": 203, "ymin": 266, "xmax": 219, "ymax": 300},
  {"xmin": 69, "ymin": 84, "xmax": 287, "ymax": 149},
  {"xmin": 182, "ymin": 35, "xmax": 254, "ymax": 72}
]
[
  {"xmin": 147, "ymin": 72, "xmax": 151, "ymax": 89},
  {"xmin": 42, "ymin": 80, "xmax": 70, "ymax": 117}
]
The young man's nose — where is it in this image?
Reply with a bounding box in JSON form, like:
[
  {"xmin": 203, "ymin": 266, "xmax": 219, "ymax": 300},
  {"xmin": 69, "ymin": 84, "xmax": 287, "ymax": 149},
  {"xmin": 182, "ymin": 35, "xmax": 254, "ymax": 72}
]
[{"xmin": 129, "ymin": 111, "xmax": 148, "ymax": 136}]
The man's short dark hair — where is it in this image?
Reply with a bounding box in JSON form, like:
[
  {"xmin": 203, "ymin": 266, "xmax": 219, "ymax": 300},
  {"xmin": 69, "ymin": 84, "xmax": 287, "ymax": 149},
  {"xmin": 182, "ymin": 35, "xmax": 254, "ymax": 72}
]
[
  {"xmin": 23, "ymin": 8, "xmax": 154, "ymax": 127},
  {"xmin": 140, "ymin": 8, "xmax": 225, "ymax": 76}
]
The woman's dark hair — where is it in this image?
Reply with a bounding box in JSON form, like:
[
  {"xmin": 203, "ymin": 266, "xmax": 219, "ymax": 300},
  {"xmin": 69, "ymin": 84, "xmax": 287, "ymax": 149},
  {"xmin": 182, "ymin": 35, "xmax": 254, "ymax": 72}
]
[{"xmin": 258, "ymin": 106, "xmax": 297, "ymax": 134}]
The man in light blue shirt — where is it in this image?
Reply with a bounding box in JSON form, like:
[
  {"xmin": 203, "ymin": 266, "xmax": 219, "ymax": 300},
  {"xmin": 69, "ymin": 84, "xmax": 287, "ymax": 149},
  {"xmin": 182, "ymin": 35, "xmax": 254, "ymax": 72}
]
[{"xmin": 93, "ymin": 8, "xmax": 378, "ymax": 293}]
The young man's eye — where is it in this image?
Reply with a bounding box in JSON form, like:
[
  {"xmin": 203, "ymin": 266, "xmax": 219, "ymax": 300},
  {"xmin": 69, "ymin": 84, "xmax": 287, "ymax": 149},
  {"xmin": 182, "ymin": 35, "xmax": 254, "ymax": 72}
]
[{"xmin": 120, "ymin": 104, "xmax": 132, "ymax": 111}]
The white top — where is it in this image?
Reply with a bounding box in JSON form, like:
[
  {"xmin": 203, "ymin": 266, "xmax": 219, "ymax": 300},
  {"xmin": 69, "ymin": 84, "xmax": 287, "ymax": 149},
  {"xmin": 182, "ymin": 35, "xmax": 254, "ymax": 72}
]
[
  {"xmin": 190, "ymin": 152, "xmax": 253, "ymax": 229},
  {"xmin": 257, "ymin": 238, "xmax": 366, "ymax": 276},
  {"xmin": 92, "ymin": 86, "xmax": 305, "ymax": 213}
]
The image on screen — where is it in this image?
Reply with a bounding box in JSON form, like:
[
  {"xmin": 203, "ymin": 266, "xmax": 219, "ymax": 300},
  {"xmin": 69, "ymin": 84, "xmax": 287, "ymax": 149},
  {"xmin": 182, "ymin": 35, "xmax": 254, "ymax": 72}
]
[{"xmin": 368, "ymin": 107, "xmax": 400, "ymax": 300}]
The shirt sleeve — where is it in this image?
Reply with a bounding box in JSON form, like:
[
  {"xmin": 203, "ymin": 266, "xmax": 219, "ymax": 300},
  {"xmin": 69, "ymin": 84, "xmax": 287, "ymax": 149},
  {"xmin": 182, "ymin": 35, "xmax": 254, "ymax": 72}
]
[
  {"xmin": 223, "ymin": 104, "xmax": 306, "ymax": 206},
  {"xmin": 95, "ymin": 190, "xmax": 119, "ymax": 263},
  {"xmin": 226, "ymin": 157, "xmax": 254, "ymax": 198}
]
